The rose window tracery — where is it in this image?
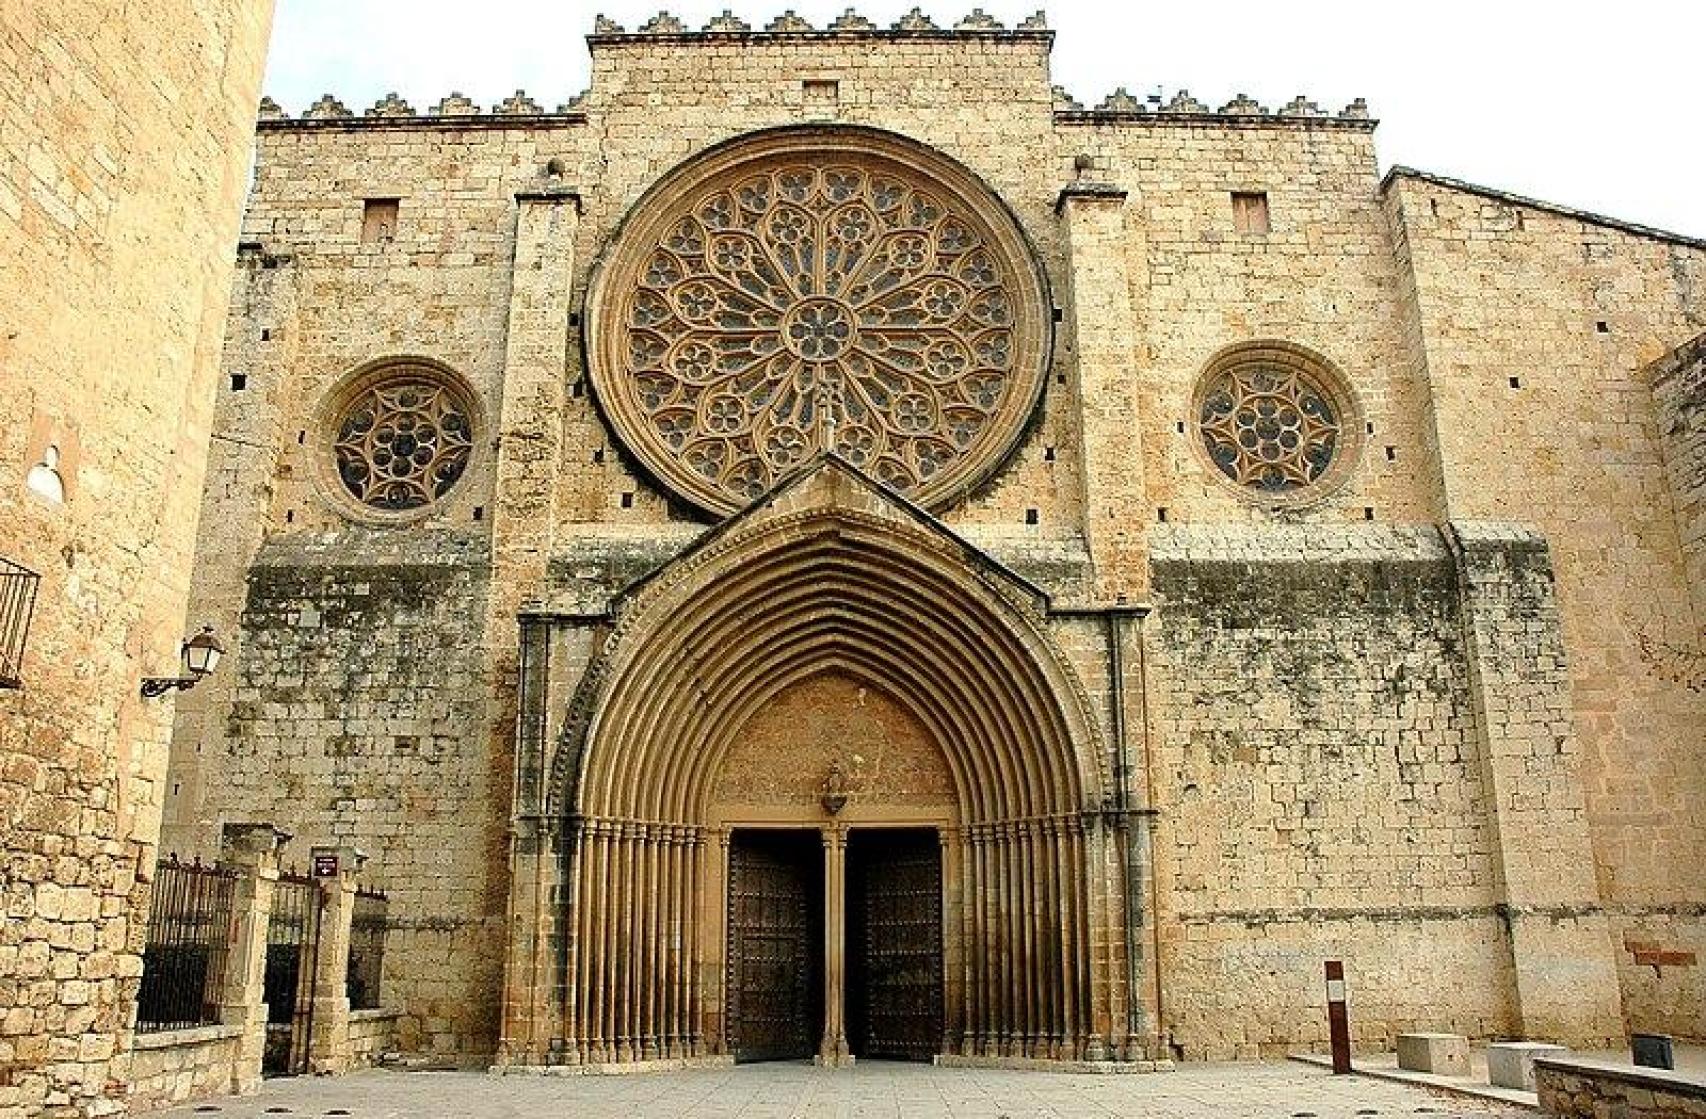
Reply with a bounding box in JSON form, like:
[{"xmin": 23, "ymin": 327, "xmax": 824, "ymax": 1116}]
[
  {"xmin": 1195, "ymin": 344, "xmax": 1359, "ymax": 498},
  {"xmin": 329, "ymin": 370, "xmax": 475, "ymax": 513},
  {"xmin": 587, "ymin": 130, "xmax": 1050, "ymax": 515}
]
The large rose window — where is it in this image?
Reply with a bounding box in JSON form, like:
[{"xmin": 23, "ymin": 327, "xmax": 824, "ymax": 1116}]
[{"xmin": 586, "ymin": 129, "xmax": 1050, "ymax": 516}]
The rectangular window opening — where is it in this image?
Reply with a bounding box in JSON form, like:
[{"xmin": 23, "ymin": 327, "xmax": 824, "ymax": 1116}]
[
  {"xmin": 802, "ymin": 79, "xmax": 839, "ymax": 107},
  {"xmin": 230, "ymin": 373, "xmax": 247, "ymax": 391},
  {"xmin": 1232, "ymin": 191, "xmax": 1270, "ymax": 235},
  {"xmin": 1043, "ymin": 446, "xmax": 1055, "ymax": 462},
  {"xmin": 1509, "ymin": 376, "xmax": 1522, "ymax": 389},
  {"xmin": 260, "ymin": 328, "xmax": 272, "ymax": 342},
  {"xmin": 1384, "ymin": 446, "xmax": 1396, "ymax": 462},
  {"xmin": 1596, "ymin": 320, "xmax": 1610, "ymax": 334},
  {"xmin": 620, "ymin": 491, "xmax": 635, "ymax": 509},
  {"xmin": 1024, "ymin": 508, "xmax": 1039, "ymax": 526},
  {"xmin": 361, "ymin": 198, "xmax": 401, "ymax": 244},
  {"xmin": 1363, "ymin": 507, "xmax": 1375, "ymax": 521},
  {"xmin": 472, "ymin": 506, "xmax": 484, "ymax": 522},
  {"xmin": 593, "ymin": 448, "xmax": 605, "ymax": 464},
  {"xmin": 1157, "ymin": 507, "xmax": 1168, "ymax": 523}
]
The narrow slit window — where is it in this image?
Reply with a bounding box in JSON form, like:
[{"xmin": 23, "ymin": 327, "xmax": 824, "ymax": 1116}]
[{"xmin": 1232, "ymin": 191, "xmax": 1270, "ymax": 235}]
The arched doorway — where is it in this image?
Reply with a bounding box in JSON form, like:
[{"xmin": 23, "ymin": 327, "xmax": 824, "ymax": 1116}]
[
  {"xmin": 522, "ymin": 462, "xmax": 1125, "ymax": 1068},
  {"xmin": 710, "ymin": 671, "xmax": 954, "ymax": 1063}
]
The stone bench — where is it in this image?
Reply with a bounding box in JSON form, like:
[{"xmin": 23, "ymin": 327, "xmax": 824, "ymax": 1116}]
[
  {"xmin": 1488, "ymin": 1041, "xmax": 1567, "ymax": 1090},
  {"xmin": 1396, "ymin": 1032, "xmax": 1470, "ymax": 1077}
]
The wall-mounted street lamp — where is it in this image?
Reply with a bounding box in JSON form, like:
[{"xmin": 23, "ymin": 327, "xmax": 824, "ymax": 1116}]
[{"xmin": 140, "ymin": 625, "xmax": 226, "ymax": 698}]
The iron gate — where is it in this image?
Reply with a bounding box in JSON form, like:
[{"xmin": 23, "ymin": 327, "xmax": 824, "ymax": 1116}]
[{"xmin": 262, "ymin": 869, "xmax": 320, "ymax": 1076}]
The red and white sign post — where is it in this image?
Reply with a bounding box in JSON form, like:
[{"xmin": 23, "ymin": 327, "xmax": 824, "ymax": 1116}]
[{"xmin": 1325, "ymin": 960, "xmax": 1351, "ymax": 1073}]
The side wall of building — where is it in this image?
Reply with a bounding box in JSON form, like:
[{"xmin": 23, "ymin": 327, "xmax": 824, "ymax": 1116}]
[
  {"xmin": 1386, "ymin": 175, "xmax": 1706, "ymax": 1039},
  {"xmin": 1146, "ymin": 525, "xmax": 1515, "ymax": 1059},
  {"xmin": 0, "ymin": 2, "xmax": 272, "ymax": 1114}
]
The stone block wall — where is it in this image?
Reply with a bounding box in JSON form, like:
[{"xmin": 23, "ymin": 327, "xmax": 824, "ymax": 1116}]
[
  {"xmin": 1649, "ymin": 333, "xmax": 1706, "ymax": 628},
  {"xmin": 1146, "ymin": 524, "xmax": 1515, "ymax": 1058},
  {"xmin": 125, "ymin": 1025, "xmax": 246, "ymax": 1114},
  {"xmin": 1385, "ymin": 171, "xmax": 1706, "ymax": 1039},
  {"xmin": 347, "ymin": 1009, "xmax": 401, "ymax": 1070},
  {"xmin": 165, "ymin": 16, "xmax": 1706, "ymax": 1068},
  {"xmin": 168, "ymin": 535, "xmax": 500, "ymax": 1062},
  {"xmin": 0, "ymin": 2, "xmax": 272, "ymax": 1115},
  {"xmin": 1536, "ymin": 1057, "xmax": 1706, "ymax": 1119}
]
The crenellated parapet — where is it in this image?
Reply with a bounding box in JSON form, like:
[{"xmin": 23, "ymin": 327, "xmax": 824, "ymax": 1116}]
[
  {"xmin": 586, "ymin": 7, "xmax": 1052, "ymax": 38},
  {"xmin": 255, "ymin": 12, "xmax": 1371, "ymax": 133},
  {"xmin": 1053, "ymin": 85, "xmax": 1376, "ymax": 130}
]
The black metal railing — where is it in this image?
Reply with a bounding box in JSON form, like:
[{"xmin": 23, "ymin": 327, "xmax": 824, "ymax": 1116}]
[
  {"xmin": 0, "ymin": 558, "xmax": 40, "ymax": 688},
  {"xmin": 346, "ymin": 885, "xmax": 388, "ymax": 1010},
  {"xmin": 136, "ymin": 855, "xmax": 239, "ymax": 1032}
]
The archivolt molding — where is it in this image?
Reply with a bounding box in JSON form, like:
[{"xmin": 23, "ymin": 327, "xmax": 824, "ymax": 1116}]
[{"xmin": 545, "ymin": 477, "xmax": 1108, "ymax": 824}]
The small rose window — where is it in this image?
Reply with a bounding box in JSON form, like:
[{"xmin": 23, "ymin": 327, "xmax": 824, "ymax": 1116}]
[
  {"xmin": 1195, "ymin": 343, "xmax": 1360, "ymax": 500},
  {"xmin": 330, "ymin": 369, "xmax": 475, "ymax": 512}
]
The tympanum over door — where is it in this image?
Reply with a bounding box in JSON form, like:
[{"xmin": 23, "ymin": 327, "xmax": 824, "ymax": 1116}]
[
  {"xmin": 726, "ymin": 830, "xmax": 822, "ymax": 1062},
  {"xmin": 848, "ymin": 828, "xmax": 943, "ymax": 1061}
]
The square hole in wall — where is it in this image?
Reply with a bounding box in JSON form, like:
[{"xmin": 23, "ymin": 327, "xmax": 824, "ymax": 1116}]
[
  {"xmin": 1509, "ymin": 375, "xmax": 1522, "ymax": 389},
  {"xmin": 1024, "ymin": 508, "xmax": 1039, "ymax": 525},
  {"xmin": 802, "ymin": 78, "xmax": 839, "ymax": 109},
  {"xmin": 620, "ymin": 491, "xmax": 635, "ymax": 509},
  {"xmin": 1231, "ymin": 191, "xmax": 1270, "ymax": 234},
  {"xmin": 361, "ymin": 198, "xmax": 400, "ymax": 244},
  {"xmin": 1596, "ymin": 320, "xmax": 1610, "ymax": 334},
  {"xmin": 230, "ymin": 373, "xmax": 247, "ymax": 391}
]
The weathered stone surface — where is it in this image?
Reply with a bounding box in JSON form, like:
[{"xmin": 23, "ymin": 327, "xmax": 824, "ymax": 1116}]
[
  {"xmin": 1487, "ymin": 1041, "xmax": 1567, "ymax": 1090},
  {"xmin": 147, "ymin": 10, "xmax": 1706, "ymax": 1081},
  {"xmin": 1396, "ymin": 1032, "xmax": 1471, "ymax": 1076},
  {"xmin": 0, "ymin": 3, "xmax": 273, "ymax": 1115}
]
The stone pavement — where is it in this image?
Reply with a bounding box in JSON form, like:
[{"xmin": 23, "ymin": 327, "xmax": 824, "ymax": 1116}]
[{"xmin": 155, "ymin": 1061, "xmax": 1528, "ymax": 1118}]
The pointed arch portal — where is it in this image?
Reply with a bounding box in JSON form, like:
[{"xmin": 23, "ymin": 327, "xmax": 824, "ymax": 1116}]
[{"xmin": 501, "ymin": 464, "xmax": 1131, "ymax": 1069}]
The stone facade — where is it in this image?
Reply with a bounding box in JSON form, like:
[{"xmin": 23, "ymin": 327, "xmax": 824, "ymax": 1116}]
[
  {"xmin": 0, "ymin": 3, "xmax": 272, "ymax": 1116},
  {"xmin": 159, "ymin": 11, "xmax": 1706, "ymax": 1073}
]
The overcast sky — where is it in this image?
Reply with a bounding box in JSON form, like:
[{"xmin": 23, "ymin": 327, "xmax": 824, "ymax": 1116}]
[{"xmin": 264, "ymin": 0, "xmax": 1703, "ymax": 239}]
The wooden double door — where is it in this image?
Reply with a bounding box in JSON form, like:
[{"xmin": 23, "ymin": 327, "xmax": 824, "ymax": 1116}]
[{"xmin": 726, "ymin": 827, "xmax": 942, "ymax": 1063}]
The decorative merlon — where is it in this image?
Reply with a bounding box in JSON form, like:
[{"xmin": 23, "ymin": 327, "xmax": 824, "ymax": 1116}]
[
  {"xmin": 955, "ymin": 8, "xmax": 1003, "ymax": 29},
  {"xmin": 894, "ymin": 7, "xmax": 939, "ymax": 30},
  {"xmin": 494, "ymin": 90, "xmax": 543, "ymax": 115},
  {"xmin": 304, "ymin": 94, "xmax": 351, "ymax": 120},
  {"xmin": 639, "ymin": 11, "xmax": 687, "ymax": 33},
  {"xmin": 1278, "ymin": 95, "xmax": 1325, "ymax": 118},
  {"xmin": 257, "ymin": 95, "xmax": 285, "ymax": 121},
  {"xmin": 1165, "ymin": 90, "xmax": 1207, "ymax": 114},
  {"xmin": 430, "ymin": 92, "xmax": 480, "ymax": 117},
  {"xmin": 1051, "ymin": 85, "xmax": 1083, "ymax": 111},
  {"xmin": 765, "ymin": 10, "xmax": 813, "ymax": 31},
  {"xmin": 1018, "ymin": 11, "xmax": 1048, "ymax": 29},
  {"xmin": 705, "ymin": 9, "xmax": 752, "ymax": 31},
  {"xmin": 1097, "ymin": 88, "xmax": 1145, "ymax": 114},
  {"xmin": 1339, "ymin": 97, "xmax": 1371, "ymax": 120},
  {"xmin": 828, "ymin": 8, "xmax": 876, "ymax": 30},
  {"xmin": 366, "ymin": 92, "xmax": 414, "ymax": 118},
  {"xmin": 1219, "ymin": 93, "xmax": 1267, "ymax": 116}
]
